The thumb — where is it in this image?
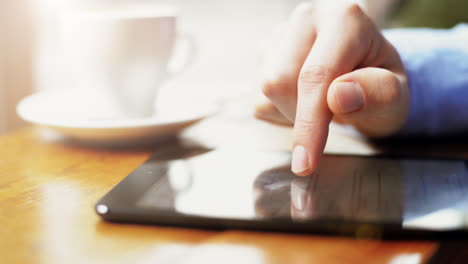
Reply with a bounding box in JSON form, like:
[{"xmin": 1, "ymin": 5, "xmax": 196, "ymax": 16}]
[{"xmin": 327, "ymin": 67, "xmax": 410, "ymax": 137}]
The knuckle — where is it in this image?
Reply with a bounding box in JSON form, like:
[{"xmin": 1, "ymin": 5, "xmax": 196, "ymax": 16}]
[
  {"xmin": 292, "ymin": 2, "xmax": 315, "ymax": 18},
  {"xmin": 327, "ymin": 2, "xmax": 370, "ymax": 39},
  {"xmin": 299, "ymin": 65, "xmax": 334, "ymax": 86},
  {"xmin": 341, "ymin": 2, "xmax": 364, "ymax": 18},
  {"xmin": 294, "ymin": 116, "xmax": 327, "ymax": 137},
  {"xmin": 295, "ymin": 121, "xmax": 316, "ymax": 138}
]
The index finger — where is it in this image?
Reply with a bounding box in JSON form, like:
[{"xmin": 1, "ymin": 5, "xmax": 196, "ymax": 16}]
[{"xmin": 291, "ymin": 3, "xmax": 371, "ymax": 176}]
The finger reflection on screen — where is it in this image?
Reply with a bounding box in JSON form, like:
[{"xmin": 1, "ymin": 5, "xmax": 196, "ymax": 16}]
[
  {"xmin": 290, "ymin": 177, "xmax": 318, "ymax": 220},
  {"xmin": 253, "ymin": 165, "xmax": 294, "ymax": 218},
  {"xmin": 253, "ymin": 155, "xmax": 405, "ymax": 222}
]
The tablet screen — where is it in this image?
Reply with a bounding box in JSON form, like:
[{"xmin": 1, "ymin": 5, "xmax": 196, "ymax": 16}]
[{"xmin": 131, "ymin": 149, "xmax": 468, "ymax": 231}]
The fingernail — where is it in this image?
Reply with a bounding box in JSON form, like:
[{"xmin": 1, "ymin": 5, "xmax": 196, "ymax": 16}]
[
  {"xmin": 292, "ymin": 145, "xmax": 309, "ymax": 174},
  {"xmin": 331, "ymin": 81, "xmax": 364, "ymax": 113}
]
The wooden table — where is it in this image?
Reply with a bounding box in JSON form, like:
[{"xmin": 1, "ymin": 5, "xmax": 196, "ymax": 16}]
[{"xmin": 3, "ymin": 109, "xmax": 468, "ymax": 264}]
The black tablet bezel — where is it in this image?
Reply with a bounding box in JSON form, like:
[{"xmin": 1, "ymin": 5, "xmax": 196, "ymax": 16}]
[{"xmin": 95, "ymin": 148, "xmax": 468, "ymax": 240}]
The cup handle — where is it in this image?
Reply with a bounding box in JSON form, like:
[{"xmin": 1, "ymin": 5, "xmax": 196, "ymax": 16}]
[{"xmin": 167, "ymin": 32, "xmax": 197, "ymax": 77}]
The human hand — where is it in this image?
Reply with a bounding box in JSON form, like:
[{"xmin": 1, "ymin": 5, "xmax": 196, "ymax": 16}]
[{"xmin": 255, "ymin": 1, "xmax": 409, "ymax": 176}]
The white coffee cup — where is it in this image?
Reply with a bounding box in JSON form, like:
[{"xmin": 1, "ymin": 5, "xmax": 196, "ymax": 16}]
[{"xmin": 60, "ymin": 5, "xmax": 192, "ymax": 119}]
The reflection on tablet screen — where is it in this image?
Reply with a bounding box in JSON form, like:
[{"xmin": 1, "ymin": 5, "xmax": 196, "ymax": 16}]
[{"xmin": 135, "ymin": 149, "xmax": 468, "ymax": 231}]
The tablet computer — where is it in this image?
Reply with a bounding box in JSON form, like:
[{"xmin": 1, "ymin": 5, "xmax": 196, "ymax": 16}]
[{"xmin": 96, "ymin": 143, "xmax": 468, "ymax": 240}]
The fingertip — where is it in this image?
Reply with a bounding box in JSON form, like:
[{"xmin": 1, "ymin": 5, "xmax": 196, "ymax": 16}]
[{"xmin": 291, "ymin": 145, "xmax": 317, "ymax": 176}]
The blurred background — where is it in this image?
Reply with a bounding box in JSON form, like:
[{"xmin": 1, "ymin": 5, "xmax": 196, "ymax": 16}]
[{"xmin": 0, "ymin": 0, "xmax": 467, "ymax": 134}]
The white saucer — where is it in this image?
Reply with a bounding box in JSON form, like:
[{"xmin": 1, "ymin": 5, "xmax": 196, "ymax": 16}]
[{"xmin": 17, "ymin": 89, "xmax": 218, "ymax": 145}]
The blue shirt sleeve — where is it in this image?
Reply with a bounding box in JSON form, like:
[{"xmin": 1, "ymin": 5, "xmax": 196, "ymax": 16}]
[{"xmin": 384, "ymin": 24, "xmax": 468, "ymax": 136}]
